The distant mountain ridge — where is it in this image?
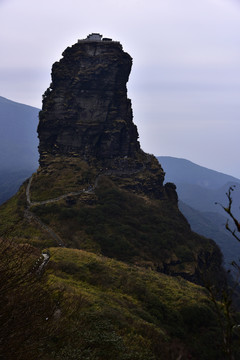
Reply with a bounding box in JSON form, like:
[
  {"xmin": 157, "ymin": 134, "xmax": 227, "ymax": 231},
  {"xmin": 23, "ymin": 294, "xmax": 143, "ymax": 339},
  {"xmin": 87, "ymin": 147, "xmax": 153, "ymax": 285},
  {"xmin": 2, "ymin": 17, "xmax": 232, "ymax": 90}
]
[
  {"xmin": 158, "ymin": 156, "xmax": 240, "ymax": 269},
  {"xmin": 0, "ymin": 96, "xmax": 39, "ymax": 203},
  {"xmin": 0, "ymin": 96, "xmax": 39, "ymax": 170},
  {"xmin": 159, "ymin": 156, "xmax": 240, "ymax": 190}
]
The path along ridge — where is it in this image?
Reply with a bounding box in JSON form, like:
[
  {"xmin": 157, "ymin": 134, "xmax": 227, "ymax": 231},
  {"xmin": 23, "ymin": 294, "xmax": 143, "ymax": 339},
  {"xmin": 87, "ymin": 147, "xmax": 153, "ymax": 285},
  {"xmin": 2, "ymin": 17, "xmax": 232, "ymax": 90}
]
[{"xmin": 25, "ymin": 165, "xmax": 146, "ymax": 267}]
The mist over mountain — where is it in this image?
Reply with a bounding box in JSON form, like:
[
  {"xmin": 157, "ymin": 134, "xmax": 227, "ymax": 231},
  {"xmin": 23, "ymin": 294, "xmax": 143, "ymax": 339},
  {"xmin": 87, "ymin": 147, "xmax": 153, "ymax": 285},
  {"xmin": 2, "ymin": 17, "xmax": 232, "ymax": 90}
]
[
  {"xmin": 158, "ymin": 156, "xmax": 240, "ymax": 269},
  {"xmin": 0, "ymin": 96, "xmax": 39, "ymax": 203}
]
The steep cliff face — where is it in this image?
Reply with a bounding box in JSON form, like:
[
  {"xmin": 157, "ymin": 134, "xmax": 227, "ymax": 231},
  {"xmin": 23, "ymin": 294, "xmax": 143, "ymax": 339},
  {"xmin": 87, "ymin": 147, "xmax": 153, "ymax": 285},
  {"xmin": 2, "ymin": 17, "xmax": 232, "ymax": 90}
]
[{"xmin": 38, "ymin": 41, "xmax": 139, "ymax": 162}]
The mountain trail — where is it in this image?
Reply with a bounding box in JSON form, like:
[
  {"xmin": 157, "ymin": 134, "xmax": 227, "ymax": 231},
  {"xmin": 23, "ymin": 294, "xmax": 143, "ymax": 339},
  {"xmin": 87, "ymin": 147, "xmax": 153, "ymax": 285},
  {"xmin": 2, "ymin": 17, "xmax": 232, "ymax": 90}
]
[
  {"xmin": 24, "ymin": 208, "xmax": 65, "ymax": 246},
  {"xmin": 24, "ymin": 165, "xmax": 145, "ymax": 246}
]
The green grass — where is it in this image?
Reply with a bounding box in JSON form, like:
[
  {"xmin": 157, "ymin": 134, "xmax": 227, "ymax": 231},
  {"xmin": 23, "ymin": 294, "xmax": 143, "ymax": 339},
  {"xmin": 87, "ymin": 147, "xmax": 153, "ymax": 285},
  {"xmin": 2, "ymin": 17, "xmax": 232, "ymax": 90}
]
[
  {"xmin": 30, "ymin": 176, "xmax": 223, "ymax": 287},
  {"xmin": 30, "ymin": 156, "xmax": 97, "ymax": 201},
  {"xmin": 45, "ymin": 247, "xmax": 223, "ymax": 360},
  {"xmin": 0, "ymin": 182, "xmax": 57, "ymax": 247}
]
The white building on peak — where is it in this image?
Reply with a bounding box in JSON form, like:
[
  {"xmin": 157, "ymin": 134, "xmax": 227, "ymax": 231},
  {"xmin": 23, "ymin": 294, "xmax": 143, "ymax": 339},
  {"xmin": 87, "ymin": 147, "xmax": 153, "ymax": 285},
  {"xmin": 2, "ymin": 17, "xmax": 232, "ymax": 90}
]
[
  {"xmin": 78, "ymin": 33, "xmax": 115, "ymax": 43},
  {"xmin": 86, "ymin": 33, "xmax": 102, "ymax": 41}
]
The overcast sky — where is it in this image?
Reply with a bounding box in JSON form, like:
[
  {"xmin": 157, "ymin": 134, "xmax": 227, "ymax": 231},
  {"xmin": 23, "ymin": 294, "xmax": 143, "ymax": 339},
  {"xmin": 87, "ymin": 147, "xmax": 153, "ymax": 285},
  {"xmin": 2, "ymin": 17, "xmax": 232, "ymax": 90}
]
[{"xmin": 1, "ymin": 0, "xmax": 240, "ymax": 178}]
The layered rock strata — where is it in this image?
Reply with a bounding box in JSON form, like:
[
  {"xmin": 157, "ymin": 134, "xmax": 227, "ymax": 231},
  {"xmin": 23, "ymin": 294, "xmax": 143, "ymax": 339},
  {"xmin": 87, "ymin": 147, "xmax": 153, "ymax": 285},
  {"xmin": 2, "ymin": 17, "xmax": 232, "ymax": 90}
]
[
  {"xmin": 37, "ymin": 36, "xmax": 168, "ymax": 199},
  {"xmin": 38, "ymin": 40, "xmax": 140, "ymax": 161}
]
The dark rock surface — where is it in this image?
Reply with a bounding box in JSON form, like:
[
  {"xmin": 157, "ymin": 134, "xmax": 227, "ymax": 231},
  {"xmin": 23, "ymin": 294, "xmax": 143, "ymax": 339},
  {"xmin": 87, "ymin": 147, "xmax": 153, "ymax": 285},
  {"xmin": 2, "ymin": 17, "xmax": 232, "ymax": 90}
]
[
  {"xmin": 38, "ymin": 41, "xmax": 139, "ymax": 162},
  {"xmin": 38, "ymin": 38, "xmax": 166, "ymax": 199}
]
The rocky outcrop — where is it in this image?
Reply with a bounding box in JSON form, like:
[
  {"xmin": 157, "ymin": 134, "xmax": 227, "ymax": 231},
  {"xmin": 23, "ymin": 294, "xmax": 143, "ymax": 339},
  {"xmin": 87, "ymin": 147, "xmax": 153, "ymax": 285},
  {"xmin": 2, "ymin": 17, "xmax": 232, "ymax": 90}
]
[
  {"xmin": 38, "ymin": 40, "xmax": 140, "ymax": 162},
  {"xmin": 37, "ymin": 36, "xmax": 167, "ymax": 199}
]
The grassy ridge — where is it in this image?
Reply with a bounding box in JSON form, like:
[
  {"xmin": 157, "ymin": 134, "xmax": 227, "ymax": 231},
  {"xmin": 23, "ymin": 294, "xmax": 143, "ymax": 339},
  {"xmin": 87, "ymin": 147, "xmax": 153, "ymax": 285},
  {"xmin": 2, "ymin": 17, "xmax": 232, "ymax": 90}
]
[
  {"xmin": 1, "ymin": 239, "xmax": 224, "ymax": 359},
  {"xmin": 0, "ymin": 156, "xmax": 230, "ymax": 359},
  {"xmin": 30, "ymin": 176, "xmax": 223, "ymax": 285},
  {"xmin": 45, "ymin": 247, "xmax": 222, "ymax": 360}
]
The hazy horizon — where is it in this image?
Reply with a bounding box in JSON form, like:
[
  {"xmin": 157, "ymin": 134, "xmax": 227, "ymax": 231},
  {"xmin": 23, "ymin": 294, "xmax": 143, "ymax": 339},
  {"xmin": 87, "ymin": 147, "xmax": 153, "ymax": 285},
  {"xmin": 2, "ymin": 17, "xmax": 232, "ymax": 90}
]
[{"xmin": 1, "ymin": 0, "xmax": 240, "ymax": 178}]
